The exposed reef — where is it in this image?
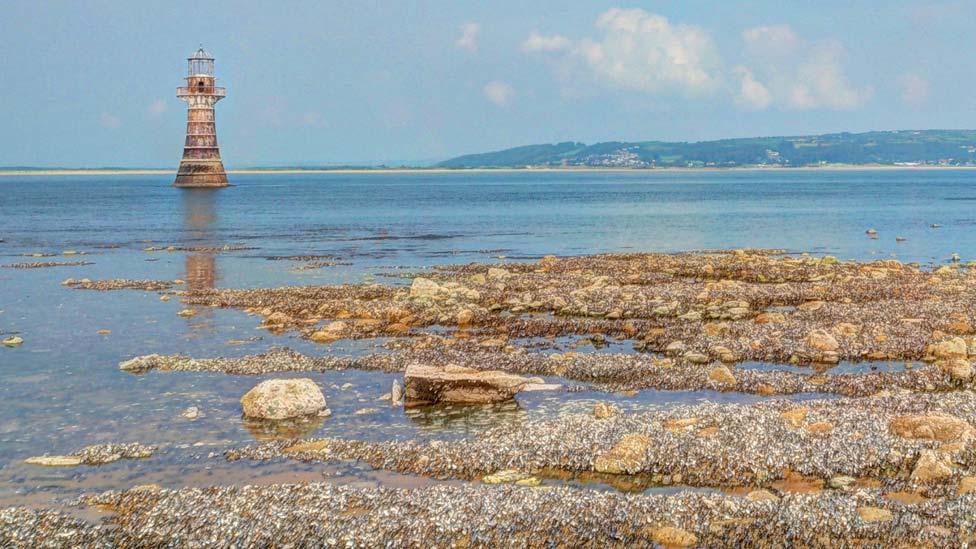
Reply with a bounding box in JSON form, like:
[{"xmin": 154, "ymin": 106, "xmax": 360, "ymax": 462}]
[{"xmin": 3, "ymin": 482, "xmax": 975, "ymax": 547}]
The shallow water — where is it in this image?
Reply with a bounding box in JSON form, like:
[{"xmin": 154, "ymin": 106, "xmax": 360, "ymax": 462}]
[{"xmin": 1, "ymin": 169, "xmax": 974, "ymax": 507}]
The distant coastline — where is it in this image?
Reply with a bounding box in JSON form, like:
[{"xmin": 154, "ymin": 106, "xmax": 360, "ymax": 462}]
[{"xmin": 3, "ymin": 164, "xmax": 976, "ymax": 177}]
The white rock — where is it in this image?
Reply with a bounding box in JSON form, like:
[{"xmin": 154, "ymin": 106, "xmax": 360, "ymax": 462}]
[{"xmin": 240, "ymin": 378, "xmax": 328, "ymax": 420}]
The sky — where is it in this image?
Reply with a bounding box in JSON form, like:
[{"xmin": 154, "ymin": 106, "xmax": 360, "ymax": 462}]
[{"xmin": 1, "ymin": 0, "xmax": 974, "ymax": 167}]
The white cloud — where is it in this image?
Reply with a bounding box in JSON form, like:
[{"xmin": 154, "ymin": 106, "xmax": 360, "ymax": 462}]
[
  {"xmin": 148, "ymin": 99, "xmax": 167, "ymax": 117},
  {"xmin": 483, "ymin": 80, "xmax": 514, "ymax": 106},
  {"xmin": 523, "ymin": 8, "xmax": 721, "ymax": 97},
  {"xmin": 522, "ymin": 31, "xmax": 571, "ymax": 53},
  {"xmin": 898, "ymin": 73, "xmax": 930, "ymax": 106},
  {"xmin": 99, "ymin": 112, "xmax": 121, "ymax": 129},
  {"xmin": 733, "ymin": 67, "xmax": 772, "ymax": 110},
  {"xmin": 742, "ymin": 25, "xmax": 799, "ymax": 58},
  {"xmin": 525, "ymin": 13, "xmax": 870, "ymax": 111},
  {"xmin": 455, "ymin": 22, "xmax": 480, "ymax": 52},
  {"xmin": 739, "ymin": 25, "xmax": 870, "ymax": 110}
]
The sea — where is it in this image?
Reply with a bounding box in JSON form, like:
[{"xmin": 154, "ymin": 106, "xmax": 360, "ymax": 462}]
[{"xmin": 0, "ymin": 169, "xmax": 974, "ymax": 510}]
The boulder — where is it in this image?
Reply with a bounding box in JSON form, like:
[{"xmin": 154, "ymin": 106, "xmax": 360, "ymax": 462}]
[
  {"xmin": 958, "ymin": 476, "xmax": 976, "ymax": 497},
  {"xmin": 261, "ymin": 311, "xmax": 292, "ymax": 327},
  {"xmin": 889, "ymin": 415, "xmax": 973, "ymax": 443},
  {"xmin": 754, "ymin": 312, "xmax": 785, "ymax": 324},
  {"xmin": 664, "ymin": 341, "xmax": 686, "ymax": 355},
  {"xmin": 309, "ymin": 321, "xmax": 349, "ymax": 343},
  {"xmin": 781, "ymin": 407, "xmax": 809, "ymax": 428},
  {"xmin": 927, "ymin": 337, "xmax": 968, "ymax": 359},
  {"xmin": 940, "ymin": 358, "xmax": 973, "ymax": 382},
  {"xmin": 456, "ymin": 309, "xmax": 475, "ymax": 327},
  {"xmin": 648, "ymin": 526, "xmax": 697, "ymax": 548},
  {"xmin": 746, "ymin": 489, "xmax": 779, "ymax": 502},
  {"xmin": 593, "ymin": 402, "xmax": 620, "ymax": 419},
  {"xmin": 711, "ymin": 346, "xmax": 737, "ymax": 363},
  {"xmin": 119, "ymin": 354, "xmax": 162, "ymax": 373},
  {"xmin": 240, "ymin": 378, "xmax": 328, "ymax": 420},
  {"xmin": 947, "ymin": 315, "xmax": 973, "ymax": 335},
  {"xmin": 805, "ymin": 329, "xmax": 839, "ymax": 352},
  {"xmin": 486, "ymin": 267, "xmax": 511, "ymax": 280},
  {"xmin": 805, "ymin": 422, "xmax": 834, "ymax": 434},
  {"xmin": 708, "ymin": 365, "xmax": 737, "ymax": 385},
  {"xmin": 703, "ymin": 322, "xmax": 729, "ymax": 337},
  {"xmin": 409, "ymin": 277, "xmax": 479, "ymax": 301},
  {"xmin": 403, "ymin": 364, "xmax": 531, "ymax": 406},
  {"xmin": 409, "ymin": 277, "xmax": 442, "ymax": 299},
  {"xmin": 664, "ymin": 418, "xmax": 699, "ymax": 433},
  {"xmin": 833, "ymin": 322, "xmax": 861, "ymax": 337},
  {"xmin": 857, "ymin": 506, "xmax": 893, "ymax": 523},
  {"xmin": 911, "ymin": 450, "xmax": 954, "ymax": 482},
  {"xmin": 594, "ymin": 433, "xmax": 650, "ymax": 474}
]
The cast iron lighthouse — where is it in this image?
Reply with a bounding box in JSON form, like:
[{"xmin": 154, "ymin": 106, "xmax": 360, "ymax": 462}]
[{"xmin": 174, "ymin": 47, "xmax": 229, "ymax": 187}]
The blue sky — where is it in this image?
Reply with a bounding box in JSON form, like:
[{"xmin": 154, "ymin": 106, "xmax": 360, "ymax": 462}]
[{"xmin": 1, "ymin": 1, "xmax": 973, "ymax": 167}]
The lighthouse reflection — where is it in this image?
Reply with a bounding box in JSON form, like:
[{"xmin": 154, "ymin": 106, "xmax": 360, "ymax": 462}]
[{"xmin": 180, "ymin": 190, "xmax": 219, "ymax": 331}]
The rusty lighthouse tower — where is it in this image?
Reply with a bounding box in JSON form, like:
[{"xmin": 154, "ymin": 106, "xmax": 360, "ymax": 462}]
[{"xmin": 174, "ymin": 47, "xmax": 229, "ymax": 187}]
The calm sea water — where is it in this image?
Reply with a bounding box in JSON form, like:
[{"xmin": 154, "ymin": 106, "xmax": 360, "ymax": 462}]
[{"xmin": 0, "ymin": 169, "xmax": 973, "ymax": 507}]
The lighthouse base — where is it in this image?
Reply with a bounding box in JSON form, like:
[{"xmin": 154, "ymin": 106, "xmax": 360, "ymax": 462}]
[{"xmin": 173, "ymin": 160, "xmax": 229, "ymax": 188}]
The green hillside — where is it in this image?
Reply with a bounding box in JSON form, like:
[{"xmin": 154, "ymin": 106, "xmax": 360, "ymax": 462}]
[{"xmin": 438, "ymin": 130, "xmax": 976, "ymax": 168}]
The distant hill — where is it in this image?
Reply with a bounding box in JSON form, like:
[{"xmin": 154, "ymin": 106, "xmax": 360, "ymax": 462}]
[{"xmin": 438, "ymin": 130, "xmax": 976, "ymax": 168}]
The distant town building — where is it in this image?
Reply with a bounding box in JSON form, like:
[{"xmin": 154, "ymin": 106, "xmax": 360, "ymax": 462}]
[{"xmin": 174, "ymin": 47, "xmax": 229, "ymax": 187}]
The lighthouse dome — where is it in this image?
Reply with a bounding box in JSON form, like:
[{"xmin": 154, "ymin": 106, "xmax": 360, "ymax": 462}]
[
  {"xmin": 190, "ymin": 47, "xmax": 213, "ymax": 60},
  {"xmin": 187, "ymin": 46, "xmax": 215, "ymax": 76}
]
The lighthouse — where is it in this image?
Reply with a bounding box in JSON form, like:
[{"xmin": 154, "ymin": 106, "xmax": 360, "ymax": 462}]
[{"xmin": 174, "ymin": 47, "xmax": 229, "ymax": 187}]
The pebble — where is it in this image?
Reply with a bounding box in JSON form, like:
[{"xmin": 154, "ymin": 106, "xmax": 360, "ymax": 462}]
[
  {"xmin": 354, "ymin": 408, "xmax": 379, "ymax": 415},
  {"xmin": 181, "ymin": 406, "xmax": 201, "ymax": 420}
]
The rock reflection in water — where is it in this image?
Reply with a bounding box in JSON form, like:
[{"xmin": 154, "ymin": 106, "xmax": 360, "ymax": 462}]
[
  {"xmin": 243, "ymin": 415, "xmax": 325, "ymax": 442},
  {"xmin": 404, "ymin": 399, "xmax": 526, "ymax": 436}
]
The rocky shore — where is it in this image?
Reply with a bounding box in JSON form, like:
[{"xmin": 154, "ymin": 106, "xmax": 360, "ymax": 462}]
[
  {"xmin": 226, "ymin": 390, "xmax": 975, "ymax": 495},
  {"xmin": 119, "ymin": 345, "xmax": 957, "ymax": 397},
  {"xmin": 24, "ymin": 443, "xmax": 155, "ymax": 467},
  {"xmin": 13, "ymin": 251, "xmax": 976, "ymax": 546},
  {"xmin": 2, "ymin": 261, "xmax": 94, "ymax": 269},
  {"xmin": 3, "ymin": 481, "xmax": 975, "ymax": 547},
  {"xmin": 176, "ymin": 251, "xmax": 976, "ymax": 369}
]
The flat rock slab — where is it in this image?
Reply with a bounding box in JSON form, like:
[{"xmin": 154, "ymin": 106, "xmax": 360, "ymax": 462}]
[
  {"xmin": 404, "ymin": 364, "xmax": 531, "ymax": 406},
  {"xmin": 24, "ymin": 456, "xmax": 82, "ymax": 467}
]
